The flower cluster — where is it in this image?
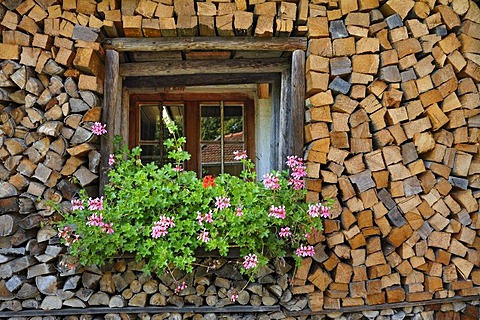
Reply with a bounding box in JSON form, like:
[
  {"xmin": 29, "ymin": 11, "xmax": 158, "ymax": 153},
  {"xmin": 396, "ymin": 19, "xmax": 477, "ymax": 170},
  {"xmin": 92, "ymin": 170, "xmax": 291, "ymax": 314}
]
[
  {"xmin": 91, "ymin": 122, "xmax": 107, "ymax": 136},
  {"xmin": 59, "ymin": 120, "xmax": 332, "ymax": 277},
  {"xmin": 243, "ymin": 254, "xmax": 258, "ymax": 270},
  {"xmin": 88, "ymin": 197, "xmax": 104, "ymax": 211},
  {"xmin": 262, "ymin": 173, "xmax": 280, "ymax": 190},
  {"xmin": 286, "ymin": 155, "xmax": 307, "ymax": 190},
  {"xmin": 69, "ymin": 197, "xmax": 114, "ymax": 235},
  {"xmin": 85, "ymin": 213, "xmax": 114, "ymax": 234},
  {"xmin": 196, "ymin": 211, "xmax": 213, "ymax": 225},
  {"xmin": 202, "ymin": 175, "xmax": 215, "ymax": 188},
  {"xmin": 151, "ymin": 216, "xmax": 175, "ymax": 238},
  {"xmin": 279, "ymin": 227, "xmax": 291, "ymax": 238},
  {"xmin": 86, "ymin": 213, "xmax": 104, "ymax": 226},
  {"xmin": 295, "ymin": 244, "xmax": 315, "ymax": 257},
  {"xmin": 308, "ymin": 203, "xmax": 330, "ymax": 218},
  {"xmin": 174, "ymin": 281, "xmax": 187, "ymax": 294},
  {"xmin": 269, "ymin": 205, "xmax": 286, "ymax": 219},
  {"xmin": 58, "ymin": 226, "xmax": 79, "ymax": 246},
  {"xmin": 197, "ymin": 229, "xmax": 210, "ymax": 242},
  {"xmin": 102, "ymin": 223, "xmax": 115, "ymax": 234},
  {"xmin": 108, "ymin": 154, "xmax": 116, "ymax": 166},
  {"xmin": 215, "ymin": 196, "xmax": 231, "ymax": 210},
  {"xmin": 71, "ymin": 199, "xmax": 84, "ymax": 211}
]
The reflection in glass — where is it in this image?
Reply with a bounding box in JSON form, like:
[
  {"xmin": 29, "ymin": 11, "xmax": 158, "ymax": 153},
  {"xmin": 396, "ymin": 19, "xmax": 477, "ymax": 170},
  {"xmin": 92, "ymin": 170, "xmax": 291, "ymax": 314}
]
[
  {"xmin": 224, "ymin": 143, "xmax": 244, "ymax": 176},
  {"xmin": 201, "ymin": 142, "xmax": 221, "ymax": 176},
  {"xmin": 201, "ymin": 105, "xmax": 221, "ymax": 141},
  {"xmin": 139, "ymin": 104, "xmax": 184, "ymax": 166}
]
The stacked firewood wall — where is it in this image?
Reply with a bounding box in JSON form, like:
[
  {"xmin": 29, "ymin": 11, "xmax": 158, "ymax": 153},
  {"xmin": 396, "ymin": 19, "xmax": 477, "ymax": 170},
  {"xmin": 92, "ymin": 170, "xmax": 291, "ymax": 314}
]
[
  {"xmin": 300, "ymin": 0, "xmax": 480, "ymax": 311},
  {"xmin": 0, "ymin": 0, "xmax": 478, "ymax": 316}
]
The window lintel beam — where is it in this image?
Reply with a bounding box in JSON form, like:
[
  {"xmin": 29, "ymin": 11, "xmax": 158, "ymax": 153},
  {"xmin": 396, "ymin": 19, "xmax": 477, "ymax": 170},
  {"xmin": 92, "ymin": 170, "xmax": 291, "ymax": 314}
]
[
  {"xmin": 119, "ymin": 58, "xmax": 290, "ymax": 77},
  {"xmin": 104, "ymin": 37, "xmax": 307, "ymax": 52}
]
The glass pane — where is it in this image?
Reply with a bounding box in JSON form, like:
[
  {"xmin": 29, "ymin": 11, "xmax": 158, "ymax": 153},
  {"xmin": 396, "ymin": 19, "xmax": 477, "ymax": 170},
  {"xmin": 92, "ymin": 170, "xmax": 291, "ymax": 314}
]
[
  {"xmin": 164, "ymin": 105, "xmax": 184, "ymax": 137},
  {"xmin": 201, "ymin": 105, "xmax": 221, "ymax": 141},
  {"xmin": 224, "ymin": 105, "xmax": 243, "ymax": 140},
  {"xmin": 140, "ymin": 144, "xmax": 163, "ymax": 165},
  {"xmin": 140, "ymin": 105, "xmax": 184, "ymax": 141},
  {"xmin": 201, "ymin": 142, "xmax": 221, "ymax": 177},
  {"xmin": 224, "ymin": 143, "xmax": 245, "ymax": 176},
  {"xmin": 139, "ymin": 104, "xmax": 184, "ymax": 166},
  {"xmin": 140, "ymin": 105, "xmax": 162, "ymax": 141}
]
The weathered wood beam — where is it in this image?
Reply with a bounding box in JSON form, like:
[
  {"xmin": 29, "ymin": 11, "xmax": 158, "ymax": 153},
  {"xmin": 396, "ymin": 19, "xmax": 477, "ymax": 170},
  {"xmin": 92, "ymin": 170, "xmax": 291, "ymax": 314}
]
[
  {"xmin": 278, "ymin": 68, "xmax": 291, "ymax": 170},
  {"xmin": 100, "ymin": 50, "xmax": 120, "ymax": 195},
  {"xmin": 119, "ymin": 58, "xmax": 290, "ymax": 77},
  {"xmin": 104, "ymin": 37, "xmax": 307, "ymax": 52},
  {"xmin": 0, "ymin": 305, "xmax": 281, "ymax": 318},
  {"xmin": 291, "ymin": 49, "xmax": 305, "ymax": 158},
  {"xmin": 123, "ymin": 73, "xmax": 280, "ymax": 88}
]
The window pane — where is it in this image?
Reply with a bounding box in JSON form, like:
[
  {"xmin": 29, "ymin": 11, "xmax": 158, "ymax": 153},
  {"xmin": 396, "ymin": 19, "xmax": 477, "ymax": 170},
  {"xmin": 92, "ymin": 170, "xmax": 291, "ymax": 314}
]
[
  {"xmin": 164, "ymin": 105, "xmax": 184, "ymax": 136},
  {"xmin": 140, "ymin": 144, "xmax": 163, "ymax": 165},
  {"xmin": 224, "ymin": 105, "xmax": 243, "ymax": 139},
  {"xmin": 224, "ymin": 143, "xmax": 245, "ymax": 176},
  {"xmin": 201, "ymin": 142, "xmax": 221, "ymax": 177},
  {"xmin": 140, "ymin": 105, "xmax": 162, "ymax": 141},
  {"xmin": 140, "ymin": 105, "xmax": 184, "ymax": 141},
  {"xmin": 201, "ymin": 105, "xmax": 221, "ymax": 141},
  {"xmin": 139, "ymin": 105, "xmax": 184, "ymax": 166}
]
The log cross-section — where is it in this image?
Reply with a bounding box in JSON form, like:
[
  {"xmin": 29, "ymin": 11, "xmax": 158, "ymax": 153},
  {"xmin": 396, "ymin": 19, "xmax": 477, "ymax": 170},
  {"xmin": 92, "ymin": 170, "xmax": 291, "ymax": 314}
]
[{"xmin": 103, "ymin": 37, "xmax": 307, "ymax": 52}]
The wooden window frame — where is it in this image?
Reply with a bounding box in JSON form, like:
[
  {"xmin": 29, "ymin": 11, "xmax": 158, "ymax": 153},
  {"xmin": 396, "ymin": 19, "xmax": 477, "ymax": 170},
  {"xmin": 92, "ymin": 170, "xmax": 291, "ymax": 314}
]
[
  {"xmin": 102, "ymin": 37, "xmax": 306, "ymax": 193},
  {"xmin": 129, "ymin": 92, "xmax": 255, "ymax": 174}
]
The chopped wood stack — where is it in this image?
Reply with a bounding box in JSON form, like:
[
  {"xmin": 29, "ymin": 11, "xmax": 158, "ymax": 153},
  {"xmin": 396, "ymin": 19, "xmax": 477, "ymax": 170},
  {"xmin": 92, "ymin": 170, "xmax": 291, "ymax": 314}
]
[
  {"xmin": 302, "ymin": 0, "xmax": 480, "ymax": 311},
  {"xmin": 0, "ymin": 239, "xmax": 299, "ymax": 313}
]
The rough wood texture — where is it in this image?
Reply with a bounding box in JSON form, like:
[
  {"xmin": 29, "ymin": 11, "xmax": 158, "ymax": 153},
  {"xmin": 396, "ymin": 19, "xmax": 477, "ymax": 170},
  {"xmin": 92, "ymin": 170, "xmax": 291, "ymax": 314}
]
[
  {"xmin": 104, "ymin": 37, "xmax": 307, "ymax": 51},
  {"xmin": 119, "ymin": 58, "xmax": 291, "ymax": 76}
]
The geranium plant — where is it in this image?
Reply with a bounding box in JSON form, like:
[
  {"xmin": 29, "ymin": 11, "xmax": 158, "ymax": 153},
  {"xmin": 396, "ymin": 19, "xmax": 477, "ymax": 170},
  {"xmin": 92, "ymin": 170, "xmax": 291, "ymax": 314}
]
[{"xmin": 58, "ymin": 120, "xmax": 332, "ymax": 279}]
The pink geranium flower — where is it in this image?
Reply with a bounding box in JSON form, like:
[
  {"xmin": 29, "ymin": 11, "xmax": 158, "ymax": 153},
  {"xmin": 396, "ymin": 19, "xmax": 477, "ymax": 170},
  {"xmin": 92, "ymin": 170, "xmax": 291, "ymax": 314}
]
[
  {"xmin": 197, "ymin": 229, "xmax": 210, "ymax": 242},
  {"xmin": 233, "ymin": 150, "xmax": 248, "ymax": 160},
  {"xmin": 295, "ymin": 244, "xmax": 315, "ymax": 257},
  {"xmin": 279, "ymin": 227, "xmax": 291, "ymax": 238},
  {"xmin": 197, "ymin": 211, "xmax": 213, "ymax": 225},
  {"xmin": 71, "ymin": 199, "xmax": 84, "ymax": 211},
  {"xmin": 151, "ymin": 216, "xmax": 175, "ymax": 238},
  {"xmin": 263, "ymin": 173, "xmax": 280, "ymax": 190},
  {"xmin": 243, "ymin": 253, "xmax": 258, "ymax": 270},
  {"xmin": 308, "ymin": 203, "xmax": 330, "ymax": 218},
  {"xmin": 86, "ymin": 213, "xmax": 104, "ymax": 227},
  {"xmin": 236, "ymin": 206, "xmax": 244, "ymax": 217},
  {"xmin": 91, "ymin": 122, "xmax": 107, "ymax": 135},
  {"xmin": 269, "ymin": 205, "xmax": 286, "ymax": 219},
  {"xmin": 102, "ymin": 222, "xmax": 114, "ymax": 234},
  {"xmin": 108, "ymin": 154, "xmax": 115, "ymax": 166},
  {"xmin": 88, "ymin": 197, "xmax": 104, "ymax": 211},
  {"xmin": 215, "ymin": 197, "xmax": 231, "ymax": 210},
  {"xmin": 174, "ymin": 281, "xmax": 187, "ymax": 294}
]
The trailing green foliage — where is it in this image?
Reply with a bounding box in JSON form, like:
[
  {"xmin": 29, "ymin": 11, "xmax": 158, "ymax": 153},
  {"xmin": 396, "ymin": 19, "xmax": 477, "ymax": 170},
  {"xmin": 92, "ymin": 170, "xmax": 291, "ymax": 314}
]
[{"xmin": 58, "ymin": 120, "xmax": 332, "ymax": 277}]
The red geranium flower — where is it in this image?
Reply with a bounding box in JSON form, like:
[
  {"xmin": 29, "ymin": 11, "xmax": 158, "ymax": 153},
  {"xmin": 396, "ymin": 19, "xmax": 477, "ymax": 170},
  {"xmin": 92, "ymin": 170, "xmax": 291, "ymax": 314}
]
[{"xmin": 202, "ymin": 175, "xmax": 215, "ymax": 188}]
